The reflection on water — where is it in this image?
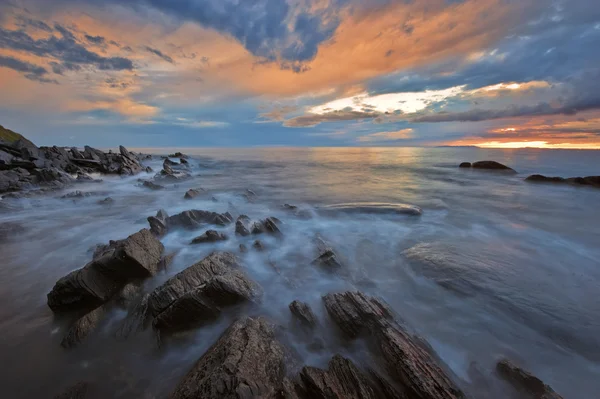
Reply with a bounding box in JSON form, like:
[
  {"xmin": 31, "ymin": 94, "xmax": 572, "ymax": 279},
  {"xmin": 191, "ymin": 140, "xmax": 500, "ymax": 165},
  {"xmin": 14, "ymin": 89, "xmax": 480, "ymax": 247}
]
[{"xmin": 1, "ymin": 147, "xmax": 599, "ymax": 398}]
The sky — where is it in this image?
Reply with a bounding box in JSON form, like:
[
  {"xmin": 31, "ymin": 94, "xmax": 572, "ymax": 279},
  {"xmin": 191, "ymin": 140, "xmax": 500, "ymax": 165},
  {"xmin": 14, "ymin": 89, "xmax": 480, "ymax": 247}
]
[{"xmin": 0, "ymin": 0, "xmax": 600, "ymax": 148}]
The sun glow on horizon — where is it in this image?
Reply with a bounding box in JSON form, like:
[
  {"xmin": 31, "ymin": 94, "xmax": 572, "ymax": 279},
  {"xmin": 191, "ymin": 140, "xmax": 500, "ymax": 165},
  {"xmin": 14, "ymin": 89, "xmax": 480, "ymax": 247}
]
[{"xmin": 473, "ymin": 141, "xmax": 600, "ymax": 149}]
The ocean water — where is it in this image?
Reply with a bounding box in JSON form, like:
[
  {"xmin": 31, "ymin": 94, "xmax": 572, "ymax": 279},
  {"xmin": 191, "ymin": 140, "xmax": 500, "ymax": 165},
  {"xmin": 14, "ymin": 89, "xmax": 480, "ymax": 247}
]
[{"xmin": 0, "ymin": 147, "xmax": 599, "ymax": 398}]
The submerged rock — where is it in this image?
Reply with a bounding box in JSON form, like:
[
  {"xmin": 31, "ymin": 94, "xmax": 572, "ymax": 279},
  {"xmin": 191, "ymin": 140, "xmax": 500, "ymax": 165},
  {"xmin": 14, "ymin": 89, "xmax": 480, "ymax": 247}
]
[
  {"xmin": 115, "ymin": 294, "xmax": 152, "ymax": 340},
  {"xmin": 459, "ymin": 162, "xmax": 471, "ymax": 168},
  {"xmin": 190, "ymin": 230, "xmax": 228, "ymax": 244},
  {"xmin": 458, "ymin": 160, "xmax": 517, "ymax": 173},
  {"xmin": 236, "ymin": 215, "xmax": 282, "ymax": 236},
  {"xmin": 525, "ymin": 174, "xmax": 600, "ymax": 189},
  {"xmin": 323, "ymin": 291, "xmax": 464, "ymax": 399},
  {"xmin": 235, "ymin": 215, "xmax": 252, "ymax": 236},
  {"xmin": 318, "ymin": 202, "xmax": 422, "ymax": 216},
  {"xmin": 47, "ymin": 229, "xmax": 164, "ymax": 312},
  {"xmin": 97, "ymin": 197, "xmax": 114, "ymax": 205},
  {"xmin": 184, "ymin": 188, "xmax": 204, "ymax": 199},
  {"xmin": 496, "ymin": 359, "xmax": 563, "ymax": 399},
  {"xmin": 61, "ymin": 305, "xmax": 105, "ymax": 348},
  {"xmin": 252, "ymin": 239, "xmax": 265, "ymax": 251},
  {"xmin": 169, "ymin": 317, "xmax": 287, "ymax": 399},
  {"xmin": 61, "ymin": 190, "xmax": 92, "ymax": 199},
  {"xmin": 289, "ymin": 300, "xmax": 318, "ymax": 328},
  {"xmin": 312, "ymin": 235, "xmax": 343, "ymax": 271},
  {"xmin": 167, "ymin": 209, "xmax": 233, "ymax": 230},
  {"xmin": 142, "ymin": 180, "xmax": 164, "ymax": 190},
  {"xmin": 149, "ymin": 252, "xmax": 261, "ymax": 332}
]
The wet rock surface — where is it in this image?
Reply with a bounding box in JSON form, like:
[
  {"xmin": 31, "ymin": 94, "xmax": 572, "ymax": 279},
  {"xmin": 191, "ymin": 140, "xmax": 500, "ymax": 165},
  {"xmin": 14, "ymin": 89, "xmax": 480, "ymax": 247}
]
[
  {"xmin": 459, "ymin": 160, "xmax": 517, "ymax": 173},
  {"xmin": 184, "ymin": 188, "xmax": 204, "ymax": 199},
  {"xmin": 190, "ymin": 230, "xmax": 228, "ymax": 244},
  {"xmin": 496, "ymin": 359, "xmax": 563, "ymax": 399},
  {"xmin": 47, "ymin": 229, "xmax": 164, "ymax": 312},
  {"xmin": 323, "ymin": 291, "xmax": 465, "ymax": 399},
  {"xmin": 525, "ymin": 174, "xmax": 600, "ymax": 188},
  {"xmin": 169, "ymin": 316, "xmax": 288, "ymax": 399},
  {"xmin": 61, "ymin": 306, "xmax": 106, "ymax": 348},
  {"xmin": 289, "ymin": 300, "xmax": 318, "ymax": 328}
]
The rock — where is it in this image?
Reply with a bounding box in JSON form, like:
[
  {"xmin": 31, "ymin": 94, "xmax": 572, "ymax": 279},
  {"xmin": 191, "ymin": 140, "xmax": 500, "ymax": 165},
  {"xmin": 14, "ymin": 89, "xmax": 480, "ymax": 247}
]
[
  {"xmin": 235, "ymin": 215, "xmax": 252, "ymax": 236},
  {"xmin": 169, "ymin": 317, "xmax": 288, "ymax": 399},
  {"xmin": 184, "ymin": 188, "xmax": 204, "ymax": 199},
  {"xmin": 164, "ymin": 158, "xmax": 179, "ymax": 167},
  {"xmin": 282, "ymin": 203, "xmax": 298, "ymax": 211},
  {"xmin": 298, "ymin": 355, "xmax": 401, "ymax": 399},
  {"xmin": 53, "ymin": 382, "xmax": 89, "ymax": 399},
  {"xmin": 47, "ymin": 229, "xmax": 164, "ymax": 312},
  {"xmin": 142, "ymin": 180, "xmax": 164, "ymax": 190},
  {"xmin": 158, "ymin": 251, "xmax": 178, "ymax": 271},
  {"xmin": 289, "ymin": 300, "xmax": 318, "ymax": 328},
  {"xmin": 168, "ymin": 152, "xmax": 188, "ymax": 159},
  {"xmin": 148, "ymin": 209, "xmax": 169, "ymax": 237},
  {"xmin": 471, "ymin": 160, "xmax": 516, "ymax": 173},
  {"xmin": 459, "ymin": 162, "xmax": 471, "ymax": 168},
  {"xmin": 239, "ymin": 244, "xmax": 248, "ymax": 253},
  {"xmin": 496, "ymin": 359, "xmax": 563, "ymax": 399},
  {"xmin": 252, "ymin": 240, "xmax": 264, "ymax": 251},
  {"xmin": 148, "ymin": 252, "xmax": 261, "ymax": 332},
  {"xmin": 61, "ymin": 190, "xmax": 92, "ymax": 199},
  {"xmin": 525, "ymin": 174, "xmax": 600, "ymax": 189},
  {"xmin": 190, "ymin": 230, "xmax": 228, "ymax": 244},
  {"xmin": 167, "ymin": 209, "xmax": 233, "ymax": 230},
  {"xmin": 115, "ymin": 283, "xmax": 142, "ymax": 307},
  {"xmin": 319, "ymin": 202, "xmax": 422, "ymax": 216},
  {"xmin": 61, "ymin": 305, "xmax": 105, "ymax": 348},
  {"xmin": 97, "ymin": 197, "xmax": 114, "ymax": 205},
  {"xmin": 145, "ymin": 166, "xmax": 153, "ymax": 173},
  {"xmin": 115, "ymin": 294, "xmax": 152, "ymax": 340},
  {"xmin": 323, "ymin": 291, "xmax": 464, "ymax": 399},
  {"xmin": 119, "ymin": 145, "xmax": 132, "ymax": 158},
  {"xmin": 312, "ymin": 235, "xmax": 343, "ymax": 271},
  {"xmin": 180, "ymin": 158, "xmax": 189, "ymax": 165}
]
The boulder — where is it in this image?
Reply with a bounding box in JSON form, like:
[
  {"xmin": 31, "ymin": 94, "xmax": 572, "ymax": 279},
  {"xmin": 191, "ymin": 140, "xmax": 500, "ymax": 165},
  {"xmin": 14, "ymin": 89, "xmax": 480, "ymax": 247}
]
[
  {"xmin": 458, "ymin": 162, "xmax": 471, "ymax": 168},
  {"xmin": 169, "ymin": 317, "xmax": 288, "ymax": 399},
  {"xmin": 323, "ymin": 291, "xmax": 464, "ymax": 399},
  {"xmin": 298, "ymin": 355, "xmax": 401, "ymax": 399},
  {"xmin": 289, "ymin": 300, "xmax": 318, "ymax": 328},
  {"xmin": 190, "ymin": 230, "xmax": 228, "ymax": 245},
  {"xmin": 142, "ymin": 180, "xmax": 164, "ymax": 190},
  {"xmin": 471, "ymin": 160, "xmax": 516, "ymax": 173},
  {"xmin": 148, "ymin": 252, "xmax": 261, "ymax": 332},
  {"xmin": 496, "ymin": 359, "xmax": 563, "ymax": 399},
  {"xmin": 184, "ymin": 188, "xmax": 204, "ymax": 199},
  {"xmin": 148, "ymin": 209, "xmax": 169, "ymax": 237},
  {"xmin": 47, "ymin": 229, "xmax": 164, "ymax": 312},
  {"xmin": 61, "ymin": 305, "xmax": 105, "ymax": 348},
  {"xmin": 525, "ymin": 174, "xmax": 600, "ymax": 189},
  {"xmin": 167, "ymin": 209, "xmax": 233, "ymax": 230}
]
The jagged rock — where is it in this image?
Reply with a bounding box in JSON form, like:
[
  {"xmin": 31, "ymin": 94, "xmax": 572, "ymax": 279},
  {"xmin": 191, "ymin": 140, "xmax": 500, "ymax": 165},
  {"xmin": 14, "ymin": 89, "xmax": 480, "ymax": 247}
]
[
  {"xmin": 168, "ymin": 152, "xmax": 188, "ymax": 159},
  {"xmin": 298, "ymin": 355, "xmax": 401, "ymax": 399},
  {"xmin": 184, "ymin": 188, "xmax": 204, "ymax": 199},
  {"xmin": 61, "ymin": 305, "xmax": 105, "ymax": 348},
  {"xmin": 148, "ymin": 209, "xmax": 169, "ymax": 237},
  {"xmin": 53, "ymin": 382, "xmax": 89, "ymax": 399},
  {"xmin": 115, "ymin": 294, "xmax": 152, "ymax": 340},
  {"xmin": 323, "ymin": 291, "xmax": 464, "ymax": 399},
  {"xmin": 47, "ymin": 229, "xmax": 164, "ymax": 312},
  {"xmin": 497, "ymin": 359, "xmax": 563, "ymax": 399},
  {"xmin": 169, "ymin": 317, "xmax": 287, "ymax": 399},
  {"xmin": 119, "ymin": 145, "xmax": 131, "ymax": 158},
  {"xmin": 190, "ymin": 230, "xmax": 228, "ymax": 244},
  {"xmin": 459, "ymin": 162, "xmax": 471, "ymax": 168},
  {"xmin": 235, "ymin": 215, "xmax": 252, "ymax": 236},
  {"xmin": 148, "ymin": 252, "xmax": 261, "ymax": 332},
  {"xmin": 61, "ymin": 190, "xmax": 92, "ymax": 199},
  {"xmin": 525, "ymin": 174, "xmax": 600, "ymax": 188},
  {"xmin": 167, "ymin": 209, "xmax": 233, "ymax": 230},
  {"xmin": 142, "ymin": 180, "xmax": 164, "ymax": 190},
  {"xmin": 312, "ymin": 235, "xmax": 343, "ymax": 271},
  {"xmin": 289, "ymin": 300, "xmax": 318, "ymax": 328}
]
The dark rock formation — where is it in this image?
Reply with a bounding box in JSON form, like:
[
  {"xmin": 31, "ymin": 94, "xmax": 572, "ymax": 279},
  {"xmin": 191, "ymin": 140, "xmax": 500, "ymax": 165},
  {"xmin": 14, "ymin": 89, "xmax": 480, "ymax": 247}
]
[
  {"xmin": 298, "ymin": 355, "xmax": 401, "ymax": 399},
  {"xmin": 184, "ymin": 188, "xmax": 204, "ymax": 199},
  {"xmin": 97, "ymin": 197, "xmax": 114, "ymax": 205},
  {"xmin": 289, "ymin": 300, "xmax": 318, "ymax": 328},
  {"xmin": 61, "ymin": 190, "xmax": 92, "ymax": 199},
  {"xmin": 323, "ymin": 291, "xmax": 464, "ymax": 399},
  {"xmin": 525, "ymin": 174, "xmax": 600, "ymax": 189},
  {"xmin": 53, "ymin": 382, "xmax": 89, "ymax": 399},
  {"xmin": 190, "ymin": 230, "xmax": 228, "ymax": 244},
  {"xmin": 236, "ymin": 215, "xmax": 282, "ymax": 236},
  {"xmin": 115, "ymin": 283, "xmax": 143, "ymax": 307},
  {"xmin": 252, "ymin": 240, "xmax": 264, "ymax": 251},
  {"xmin": 239, "ymin": 244, "xmax": 248, "ymax": 253},
  {"xmin": 167, "ymin": 209, "xmax": 233, "ymax": 230},
  {"xmin": 148, "ymin": 209, "xmax": 169, "ymax": 237},
  {"xmin": 47, "ymin": 229, "xmax": 164, "ymax": 312},
  {"xmin": 60, "ymin": 305, "xmax": 105, "ymax": 348},
  {"xmin": 169, "ymin": 317, "xmax": 288, "ymax": 399},
  {"xmin": 115, "ymin": 294, "xmax": 152, "ymax": 340},
  {"xmin": 168, "ymin": 152, "xmax": 188, "ymax": 159},
  {"xmin": 235, "ymin": 215, "xmax": 252, "ymax": 236},
  {"xmin": 312, "ymin": 235, "xmax": 343, "ymax": 271},
  {"xmin": 142, "ymin": 180, "xmax": 164, "ymax": 190},
  {"xmin": 458, "ymin": 160, "xmax": 516, "ymax": 173},
  {"xmin": 496, "ymin": 359, "xmax": 563, "ymax": 399},
  {"xmin": 148, "ymin": 252, "xmax": 261, "ymax": 332}
]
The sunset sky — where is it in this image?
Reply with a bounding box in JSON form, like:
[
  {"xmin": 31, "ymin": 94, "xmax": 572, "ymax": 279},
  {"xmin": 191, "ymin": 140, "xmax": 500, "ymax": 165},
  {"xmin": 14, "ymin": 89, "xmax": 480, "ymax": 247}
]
[{"xmin": 0, "ymin": 0, "xmax": 599, "ymax": 148}]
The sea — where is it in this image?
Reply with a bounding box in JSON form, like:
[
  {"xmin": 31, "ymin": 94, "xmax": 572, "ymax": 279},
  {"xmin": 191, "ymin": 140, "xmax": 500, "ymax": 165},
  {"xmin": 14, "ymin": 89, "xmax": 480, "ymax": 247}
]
[{"xmin": 0, "ymin": 147, "xmax": 599, "ymax": 398}]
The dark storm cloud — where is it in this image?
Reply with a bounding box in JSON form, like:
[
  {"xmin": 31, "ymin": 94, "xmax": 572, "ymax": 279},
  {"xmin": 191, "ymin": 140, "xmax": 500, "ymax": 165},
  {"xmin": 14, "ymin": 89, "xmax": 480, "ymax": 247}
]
[
  {"xmin": 0, "ymin": 25, "xmax": 134, "ymax": 71},
  {"xmin": 145, "ymin": 46, "xmax": 174, "ymax": 64},
  {"xmin": 0, "ymin": 54, "xmax": 57, "ymax": 83}
]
